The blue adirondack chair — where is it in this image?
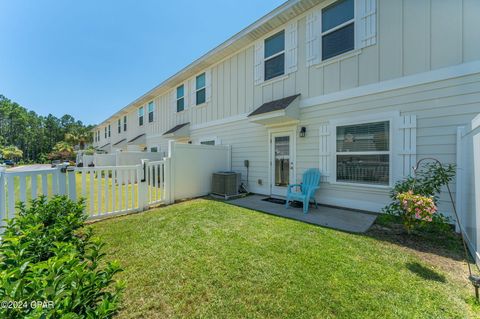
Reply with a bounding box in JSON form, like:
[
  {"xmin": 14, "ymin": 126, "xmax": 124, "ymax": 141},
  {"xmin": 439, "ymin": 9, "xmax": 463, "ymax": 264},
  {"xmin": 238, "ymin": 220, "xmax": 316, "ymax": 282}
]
[{"xmin": 285, "ymin": 168, "xmax": 321, "ymax": 214}]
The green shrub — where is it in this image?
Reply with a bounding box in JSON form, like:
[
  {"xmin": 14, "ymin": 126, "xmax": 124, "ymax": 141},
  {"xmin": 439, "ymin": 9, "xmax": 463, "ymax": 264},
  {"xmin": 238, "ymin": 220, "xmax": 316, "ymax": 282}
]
[
  {"xmin": 382, "ymin": 162, "xmax": 456, "ymax": 233},
  {"xmin": 0, "ymin": 196, "xmax": 123, "ymax": 318}
]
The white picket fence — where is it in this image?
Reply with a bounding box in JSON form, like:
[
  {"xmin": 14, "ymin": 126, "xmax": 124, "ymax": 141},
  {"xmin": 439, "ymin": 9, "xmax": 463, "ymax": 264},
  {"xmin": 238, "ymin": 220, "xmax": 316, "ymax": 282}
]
[
  {"xmin": 0, "ymin": 142, "xmax": 231, "ymax": 229},
  {"xmin": 0, "ymin": 159, "xmax": 172, "ymax": 225}
]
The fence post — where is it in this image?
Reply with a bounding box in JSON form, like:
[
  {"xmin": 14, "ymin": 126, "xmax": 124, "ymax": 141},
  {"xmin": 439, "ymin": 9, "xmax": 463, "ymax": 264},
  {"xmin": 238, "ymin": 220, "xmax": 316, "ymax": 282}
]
[
  {"xmin": 0, "ymin": 166, "xmax": 6, "ymax": 231},
  {"xmin": 57, "ymin": 164, "xmax": 68, "ymax": 196},
  {"xmin": 138, "ymin": 159, "xmax": 149, "ymax": 210},
  {"xmin": 456, "ymin": 127, "xmax": 465, "ymax": 233},
  {"xmin": 67, "ymin": 167, "xmax": 77, "ymax": 201},
  {"xmin": 164, "ymin": 157, "xmax": 173, "ymax": 204}
]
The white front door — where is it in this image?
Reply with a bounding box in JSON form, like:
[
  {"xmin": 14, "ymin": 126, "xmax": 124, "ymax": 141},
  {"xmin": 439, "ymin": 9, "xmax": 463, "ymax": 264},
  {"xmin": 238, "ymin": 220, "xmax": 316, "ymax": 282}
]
[{"xmin": 271, "ymin": 131, "xmax": 295, "ymax": 197}]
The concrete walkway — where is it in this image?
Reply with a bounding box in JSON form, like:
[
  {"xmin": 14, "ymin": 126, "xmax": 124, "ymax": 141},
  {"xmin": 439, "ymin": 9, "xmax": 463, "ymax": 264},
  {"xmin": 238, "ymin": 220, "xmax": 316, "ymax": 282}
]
[{"xmin": 228, "ymin": 195, "xmax": 377, "ymax": 233}]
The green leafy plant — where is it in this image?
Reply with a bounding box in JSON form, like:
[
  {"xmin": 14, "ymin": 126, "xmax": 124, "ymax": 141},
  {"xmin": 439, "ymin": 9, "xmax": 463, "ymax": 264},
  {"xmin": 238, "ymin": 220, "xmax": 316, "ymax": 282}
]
[
  {"xmin": 0, "ymin": 196, "xmax": 123, "ymax": 318},
  {"xmin": 383, "ymin": 162, "xmax": 455, "ymax": 233}
]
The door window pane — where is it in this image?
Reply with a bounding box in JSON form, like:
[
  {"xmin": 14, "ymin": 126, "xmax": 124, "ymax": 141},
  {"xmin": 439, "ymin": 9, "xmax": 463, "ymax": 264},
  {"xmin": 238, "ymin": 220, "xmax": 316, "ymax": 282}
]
[
  {"xmin": 336, "ymin": 154, "xmax": 389, "ymax": 185},
  {"xmin": 274, "ymin": 136, "xmax": 290, "ymax": 187}
]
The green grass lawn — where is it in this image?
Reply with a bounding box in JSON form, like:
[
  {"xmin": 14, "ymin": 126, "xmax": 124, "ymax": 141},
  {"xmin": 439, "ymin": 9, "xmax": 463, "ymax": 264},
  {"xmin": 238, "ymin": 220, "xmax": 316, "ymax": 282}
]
[{"xmin": 91, "ymin": 199, "xmax": 477, "ymax": 318}]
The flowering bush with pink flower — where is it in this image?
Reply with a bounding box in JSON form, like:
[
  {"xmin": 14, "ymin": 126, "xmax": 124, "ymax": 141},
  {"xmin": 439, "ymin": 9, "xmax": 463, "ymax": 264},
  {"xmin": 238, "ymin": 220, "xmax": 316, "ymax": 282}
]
[{"xmin": 396, "ymin": 191, "xmax": 437, "ymax": 233}]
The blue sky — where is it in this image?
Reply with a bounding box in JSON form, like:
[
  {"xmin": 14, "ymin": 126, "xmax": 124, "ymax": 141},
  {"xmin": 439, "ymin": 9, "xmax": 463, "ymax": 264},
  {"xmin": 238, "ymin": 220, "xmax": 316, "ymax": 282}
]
[{"xmin": 0, "ymin": 0, "xmax": 285, "ymax": 125}]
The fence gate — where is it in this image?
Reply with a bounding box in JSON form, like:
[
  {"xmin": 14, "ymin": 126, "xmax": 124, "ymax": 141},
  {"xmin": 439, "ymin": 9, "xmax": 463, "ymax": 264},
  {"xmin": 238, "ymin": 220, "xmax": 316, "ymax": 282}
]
[{"xmin": 144, "ymin": 159, "xmax": 169, "ymax": 206}]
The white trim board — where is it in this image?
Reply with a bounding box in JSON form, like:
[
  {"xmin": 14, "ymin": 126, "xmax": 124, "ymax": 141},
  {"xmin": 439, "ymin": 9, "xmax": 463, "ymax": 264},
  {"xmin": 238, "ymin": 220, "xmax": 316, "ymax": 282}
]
[{"xmin": 301, "ymin": 61, "xmax": 480, "ymax": 108}]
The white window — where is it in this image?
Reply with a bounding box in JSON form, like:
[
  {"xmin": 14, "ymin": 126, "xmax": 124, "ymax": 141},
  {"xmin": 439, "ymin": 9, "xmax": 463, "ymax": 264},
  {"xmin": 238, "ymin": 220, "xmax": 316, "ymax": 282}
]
[
  {"xmin": 104, "ymin": 127, "xmax": 107, "ymax": 139},
  {"xmin": 200, "ymin": 140, "xmax": 215, "ymax": 146},
  {"xmin": 148, "ymin": 101, "xmax": 154, "ymax": 123},
  {"xmin": 117, "ymin": 119, "xmax": 121, "ymax": 133},
  {"xmin": 264, "ymin": 30, "xmax": 285, "ymax": 81},
  {"xmin": 150, "ymin": 146, "xmax": 158, "ymax": 152},
  {"xmin": 138, "ymin": 107, "xmax": 144, "ymax": 126},
  {"xmin": 108, "ymin": 124, "xmax": 111, "ymax": 137},
  {"xmin": 123, "ymin": 116, "xmax": 127, "ymax": 131},
  {"xmin": 195, "ymin": 73, "xmax": 206, "ymax": 105},
  {"xmin": 176, "ymin": 85, "xmax": 185, "ymax": 112},
  {"xmin": 321, "ymin": 0, "xmax": 355, "ymax": 60},
  {"xmin": 335, "ymin": 121, "xmax": 390, "ymax": 185}
]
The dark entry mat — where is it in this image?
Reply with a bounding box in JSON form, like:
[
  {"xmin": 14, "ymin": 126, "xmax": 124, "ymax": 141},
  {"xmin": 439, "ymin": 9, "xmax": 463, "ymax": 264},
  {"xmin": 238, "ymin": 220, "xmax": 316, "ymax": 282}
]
[{"xmin": 261, "ymin": 197, "xmax": 303, "ymax": 208}]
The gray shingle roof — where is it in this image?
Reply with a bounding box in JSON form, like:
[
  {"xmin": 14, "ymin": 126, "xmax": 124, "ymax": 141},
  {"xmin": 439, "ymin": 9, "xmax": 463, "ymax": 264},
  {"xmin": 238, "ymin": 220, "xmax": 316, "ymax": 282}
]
[
  {"xmin": 128, "ymin": 134, "xmax": 146, "ymax": 143},
  {"xmin": 113, "ymin": 138, "xmax": 126, "ymax": 146},
  {"xmin": 163, "ymin": 122, "xmax": 190, "ymax": 135},
  {"xmin": 248, "ymin": 94, "xmax": 300, "ymax": 117}
]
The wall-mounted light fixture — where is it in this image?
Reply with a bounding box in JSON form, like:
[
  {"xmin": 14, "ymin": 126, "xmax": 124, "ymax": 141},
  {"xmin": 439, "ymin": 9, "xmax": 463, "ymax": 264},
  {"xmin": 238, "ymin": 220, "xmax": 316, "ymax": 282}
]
[{"xmin": 299, "ymin": 126, "xmax": 307, "ymax": 138}]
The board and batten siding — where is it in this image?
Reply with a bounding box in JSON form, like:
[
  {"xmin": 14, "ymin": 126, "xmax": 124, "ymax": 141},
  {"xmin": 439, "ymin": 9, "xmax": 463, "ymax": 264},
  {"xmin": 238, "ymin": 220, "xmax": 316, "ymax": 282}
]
[{"xmin": 144, "ymin": 0, "xmax": 479, "ymax": 140}]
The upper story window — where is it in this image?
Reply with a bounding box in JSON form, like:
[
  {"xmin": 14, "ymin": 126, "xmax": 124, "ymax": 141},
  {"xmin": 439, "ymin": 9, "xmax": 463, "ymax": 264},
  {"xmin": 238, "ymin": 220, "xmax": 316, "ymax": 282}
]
[
  {"xmin": 264, "ymin": 30, "xmax": 285, "ymax": 81},
  {"xmin": 123, "ymin": 116, "xmax": 127, "ymax": 131},
  {"xmin": 176, "ymin": 85, "xmax": 185, "ymax": 112},
  {"xmin": 148, "ymin": 101, "xmax": 154, "ymax": 123},
  {"xmin": 195, "ymin": 73, "xmax": 206, "ymax": 105},
  {"xmin": 335, "ymin": 121, "xmax": 390, "ymax": 186},
  {"xmin": 97, "ymin": 130, "xmax": 100, "ymax": 142},
  {"xmin": 138, "ymin": 107, "xmax": 144, "ymax": 126},
  {"xmin": 118, "ymin": 119, "xmax": 121, "ymax": 133},
  {"xmin": 321, "ymin": 0, "xmax": 355, "ymax": 60},
  {"xmin": 108, "ymin": 124, "xmax": 111, "ymax": 137},
  {"xmin": 104, "ymin": 127, "xmax": 107, "ymax": 139}
]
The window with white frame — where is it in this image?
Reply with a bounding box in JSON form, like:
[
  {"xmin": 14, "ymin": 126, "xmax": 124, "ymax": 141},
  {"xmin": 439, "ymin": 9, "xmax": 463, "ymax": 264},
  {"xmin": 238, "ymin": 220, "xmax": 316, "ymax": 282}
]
[
  {"xmin": 150, "ymin": 147, "xmax": 158, "ymax": 152},
  {"xmin": 123, "ymin": 115, "xmax": 127, "ymax": 131},
  {"xmin": 196, "ymin": 73, "xmax": 206, "ymax": 105},
  {"xmin": 104, "ymin": 127, "xmax": 107, "ymax": 139},
  {"xmin": 108, "ymin": 124, "xmax": 111, "ymax": 137},
  {"xmin": 148, "ymin": 101, "xmax": 154, "ymax": 123},
  {"xmin": 264, "ymin": 30, "xmax": 285, "ymax": 81},
  {"xmin": 176, "ymin": 85, "xmax": 184, "ymax": 112},
  {"xmin": 118, "ymin": 119, "xmax": 121, "ymax": 133},
  {"xmin": 335, "ymin": 121, "xmax": 390, "ymax": 185},
  {"xmin": 138, "ymin": 107, "xmax": 144, "ymax": 126},
  {"xmin": 321, "ymin": 0, "xmax": 355, "ymax": 60}
]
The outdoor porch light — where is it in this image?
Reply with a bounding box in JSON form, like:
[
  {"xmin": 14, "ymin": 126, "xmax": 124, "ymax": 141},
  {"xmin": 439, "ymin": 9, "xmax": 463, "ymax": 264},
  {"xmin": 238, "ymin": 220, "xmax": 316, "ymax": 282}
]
[{"xmin": 299, "ymin": 127, "xmax": 306, "ymax": 138}]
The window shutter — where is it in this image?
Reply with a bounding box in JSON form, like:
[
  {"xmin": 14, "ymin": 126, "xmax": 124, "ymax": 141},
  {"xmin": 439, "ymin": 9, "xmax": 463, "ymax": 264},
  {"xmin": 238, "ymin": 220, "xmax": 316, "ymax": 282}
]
[
  {"xmin": 319, "ymin": 123, "xmax": 331, "ymax": 183},
  {"xmin": 306, "ymin": 9, "xmax": 321, "ymax": 67},
  {"xmin": 285, "ymin": 21, "xmax": 298, "ymax": 74},
  {"xmin": 254, "ymin": 40, "xmax": 264, "ymax": 85},
  {"xmin": 189, "ymin": 78, "xmax": 195, "ymax": 107},
  {"xmin": 171, "ymin": 90, "xmax": 176, "ymax": 112},
  {"xmin": 205, "ymin": 69, "xmax": 211, "ymax": 103},
  {"xmin": 399, "ymin": 115, "xmax": 417, "ymax": 177},
  {"xmin": 355, "ymin": 0, "xmax": 377, "ymax": 49}
]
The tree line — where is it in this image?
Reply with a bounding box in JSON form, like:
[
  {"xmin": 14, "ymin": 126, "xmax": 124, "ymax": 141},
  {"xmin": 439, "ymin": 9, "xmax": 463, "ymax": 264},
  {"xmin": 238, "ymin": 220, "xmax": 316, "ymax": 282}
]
[{"xmin": 0, "ymin": 95, "xmax": 94, "ymax": 163}]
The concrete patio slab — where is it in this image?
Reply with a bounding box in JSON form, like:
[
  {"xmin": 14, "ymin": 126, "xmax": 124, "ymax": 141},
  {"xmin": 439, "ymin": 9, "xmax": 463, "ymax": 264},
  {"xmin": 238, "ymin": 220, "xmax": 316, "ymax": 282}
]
[{"xmin": 228, "ymin": 195, "xmax": 377, "ymax": 233}]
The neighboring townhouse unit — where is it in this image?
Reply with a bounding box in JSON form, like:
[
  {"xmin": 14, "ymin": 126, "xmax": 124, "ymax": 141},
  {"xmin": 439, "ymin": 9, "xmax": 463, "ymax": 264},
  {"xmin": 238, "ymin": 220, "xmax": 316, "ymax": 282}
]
[{"xmin": 93, "ymin": 0, "xmax": 480, "ymax": 217}]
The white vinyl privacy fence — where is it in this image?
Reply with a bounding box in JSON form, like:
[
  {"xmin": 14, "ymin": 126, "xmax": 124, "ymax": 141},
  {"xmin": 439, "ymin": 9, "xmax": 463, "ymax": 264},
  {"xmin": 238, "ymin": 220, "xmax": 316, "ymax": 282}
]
[
  {"xmin": 456, "ymin": 115, "xmax": 480, "ymax": 265},
  {"xmin": 1, "ymin": 142, "xmax": 231, "ymax": 226}
]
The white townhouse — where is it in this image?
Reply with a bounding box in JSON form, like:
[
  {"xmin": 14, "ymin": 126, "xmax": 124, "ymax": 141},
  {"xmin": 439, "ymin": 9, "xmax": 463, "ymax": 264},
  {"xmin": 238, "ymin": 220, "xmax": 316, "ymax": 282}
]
[{"xmin": 93, "ymin": 0, "xmax": 480, "ymax": 216}]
